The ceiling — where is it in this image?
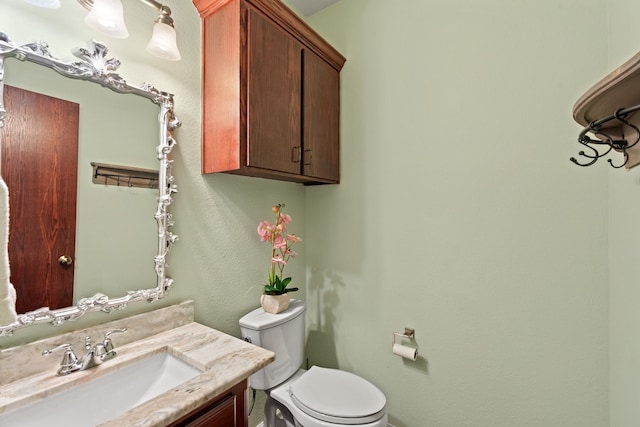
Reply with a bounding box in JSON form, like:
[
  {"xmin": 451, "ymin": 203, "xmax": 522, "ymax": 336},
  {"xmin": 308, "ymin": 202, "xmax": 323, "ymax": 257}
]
[{"xmin": 286, "ymin": 0, "xmax": 340, "ymax": 16}]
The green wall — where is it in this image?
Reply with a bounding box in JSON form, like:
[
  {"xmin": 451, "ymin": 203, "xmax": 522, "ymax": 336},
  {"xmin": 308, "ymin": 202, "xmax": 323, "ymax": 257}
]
[
  {"xmin": 606, "ymin": 1, "xmax": 640, "ymax": 426},
  {"xmin": 304, "ymin": 1, "xmax": 609, "ymax": 426}
]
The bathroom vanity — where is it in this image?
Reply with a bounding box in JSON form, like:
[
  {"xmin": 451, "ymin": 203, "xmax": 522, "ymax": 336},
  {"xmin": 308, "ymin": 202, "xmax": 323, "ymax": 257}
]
[{"xmin": 0, "ymin": 301, "xmax": 275, "ymax": 426}]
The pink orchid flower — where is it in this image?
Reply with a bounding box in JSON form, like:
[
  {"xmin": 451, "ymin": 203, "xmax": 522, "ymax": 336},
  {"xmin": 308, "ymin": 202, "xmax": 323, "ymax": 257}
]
[{"xmin": 258, "ymin": 203, "xmax": 302, "ymax": 295}]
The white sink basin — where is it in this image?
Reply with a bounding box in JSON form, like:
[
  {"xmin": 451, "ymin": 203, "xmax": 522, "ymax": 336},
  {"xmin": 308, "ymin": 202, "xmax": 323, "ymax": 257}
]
[{"xmin": 0, "ymin": 351, "xmax": 201, "ymax": 427}]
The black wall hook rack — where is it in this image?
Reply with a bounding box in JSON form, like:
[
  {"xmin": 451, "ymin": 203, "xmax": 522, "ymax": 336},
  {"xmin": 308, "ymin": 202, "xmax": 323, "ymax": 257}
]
[
  {"xmin": 90, "ymin": 162, "xmax": 159, "ymax": 189},
  {"xmin": 571, "ymin": 104, "xmax": 640, "ymax": 169},
  {"xmin": 571, "ymin": 49, "xmax": 640, "ymax": 170}
]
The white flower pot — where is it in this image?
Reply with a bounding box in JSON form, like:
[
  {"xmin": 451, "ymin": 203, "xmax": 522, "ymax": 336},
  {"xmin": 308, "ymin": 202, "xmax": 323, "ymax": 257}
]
[{"xmin": 260, "ymin": 293, "xmax": 291, "ymax": 314}]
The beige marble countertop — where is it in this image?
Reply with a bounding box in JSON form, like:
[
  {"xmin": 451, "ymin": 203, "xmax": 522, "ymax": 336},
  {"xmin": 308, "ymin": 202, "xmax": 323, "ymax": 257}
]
[{"xmin": 0, "ymin": 303, "xmax": 274, "ymax": 426}]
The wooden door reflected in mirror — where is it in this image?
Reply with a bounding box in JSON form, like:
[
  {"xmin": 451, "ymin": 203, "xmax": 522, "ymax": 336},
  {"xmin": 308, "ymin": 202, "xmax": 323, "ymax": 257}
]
[{"xmin": 2, "ymin": 85, "xmax": 79, "ymax": 313}]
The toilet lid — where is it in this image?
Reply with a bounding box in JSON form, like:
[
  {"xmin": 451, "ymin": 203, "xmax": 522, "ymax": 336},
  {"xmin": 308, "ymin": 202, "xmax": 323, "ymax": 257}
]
[{"xmin": 289, "ymin": 366, "xmax": 386, "ymax": 425}]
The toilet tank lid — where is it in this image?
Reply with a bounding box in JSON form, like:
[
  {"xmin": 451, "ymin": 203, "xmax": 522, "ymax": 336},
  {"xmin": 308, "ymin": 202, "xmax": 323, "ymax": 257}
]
[{"xmin": 239, "ymin": 299, "xmax": 306, "ymax": 331}]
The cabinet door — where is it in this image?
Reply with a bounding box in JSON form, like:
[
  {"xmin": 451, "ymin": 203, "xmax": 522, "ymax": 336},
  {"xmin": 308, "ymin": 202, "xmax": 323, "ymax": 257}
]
[
  {"xmin": 247, "ymin": 9, "xmax": 301, "ymax": 174},
  {"xmin": 167, "ymin": 379, "xmax": 248, "ymax": 427},
  {"xmin": 302, "ymin": 49, "xmax": 340, "ymax": 182},
  {"xmin": 182, "ymin": 395, "xmax": 235, "ymax": 427}
]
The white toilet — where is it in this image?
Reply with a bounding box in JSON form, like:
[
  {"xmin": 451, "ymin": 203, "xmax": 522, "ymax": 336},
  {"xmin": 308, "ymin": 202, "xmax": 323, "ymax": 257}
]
[{"xmin": 239, "ymin": 299, "xmax": 388, "ymax": 427}]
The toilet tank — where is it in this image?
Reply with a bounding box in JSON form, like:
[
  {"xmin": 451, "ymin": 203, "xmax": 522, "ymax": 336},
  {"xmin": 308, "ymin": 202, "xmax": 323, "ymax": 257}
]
[{"xmin": 239, "ymin": 299, "xmax": 306, "ymax": 390}]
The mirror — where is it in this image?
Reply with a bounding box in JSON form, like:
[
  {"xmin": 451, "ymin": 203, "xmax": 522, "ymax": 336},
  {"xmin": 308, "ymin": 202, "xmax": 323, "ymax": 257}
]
[{"xmin": 0, "ymin": 33, "xmax": 179, "ymax": 336}]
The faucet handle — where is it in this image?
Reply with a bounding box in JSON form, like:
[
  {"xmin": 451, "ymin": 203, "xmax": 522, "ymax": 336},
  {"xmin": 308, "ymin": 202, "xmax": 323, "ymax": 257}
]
[
  {"xmin": 102, "ymin": 328, "xmax": 127, "ymax": 358},
  {"xmin": 104, "ymin": 328, "xmax": 127, "ymax": 340},
  {"xmin": 42, "ymin": 344, "xmax": 79, "ymax": 376}
]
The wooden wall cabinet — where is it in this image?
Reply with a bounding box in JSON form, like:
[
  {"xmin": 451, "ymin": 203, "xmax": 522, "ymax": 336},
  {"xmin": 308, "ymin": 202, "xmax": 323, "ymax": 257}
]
[
  {"xmin": 193, "ymin": 0, "xmax": 346, "ymax": 184},
  {"xmin": 167, "ymin": 380, "xmax": 248, "ymax": 427}
]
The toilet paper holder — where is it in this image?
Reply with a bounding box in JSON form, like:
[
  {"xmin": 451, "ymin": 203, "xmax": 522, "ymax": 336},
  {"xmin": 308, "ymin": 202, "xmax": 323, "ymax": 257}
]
[
  {"xmin": 392, "ymin": 327, "xmax": 418, "ymax": 361},
  {"xmin": 392, "ymin": 327, "xmax": 415, "ymax": 345}
]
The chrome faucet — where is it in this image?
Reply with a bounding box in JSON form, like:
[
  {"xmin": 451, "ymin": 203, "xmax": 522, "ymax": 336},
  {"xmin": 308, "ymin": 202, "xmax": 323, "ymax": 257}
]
[{"xmin": 42, "ymin": 328, "xmax": 127, "ymax": 376}]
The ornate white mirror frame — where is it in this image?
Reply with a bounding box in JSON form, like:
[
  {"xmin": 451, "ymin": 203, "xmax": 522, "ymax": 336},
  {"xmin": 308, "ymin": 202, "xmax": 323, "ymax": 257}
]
[{"xmin": 0, "ymin": 32, "xmax": 179, "ymax": 336}]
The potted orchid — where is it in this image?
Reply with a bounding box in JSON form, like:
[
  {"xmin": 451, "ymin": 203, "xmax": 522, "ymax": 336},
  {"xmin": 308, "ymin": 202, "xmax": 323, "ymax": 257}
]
[{"xmin": 257, "ymin": 203, "xmax": 301, "ymax": 314}]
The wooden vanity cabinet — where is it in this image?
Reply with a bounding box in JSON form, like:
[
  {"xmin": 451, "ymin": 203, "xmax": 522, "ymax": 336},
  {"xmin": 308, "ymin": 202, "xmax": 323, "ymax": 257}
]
[
  {"xmin": 167, "ymin": 379, "xmax": 248, "ymax": 427},
  {"xmin": 193, "ymin": 0, "xmax": 345, "ymax": 184}
]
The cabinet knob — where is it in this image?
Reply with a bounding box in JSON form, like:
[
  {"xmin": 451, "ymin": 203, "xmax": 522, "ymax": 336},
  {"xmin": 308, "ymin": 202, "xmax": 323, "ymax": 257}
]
[{"xmin": 291, "ymin": 146, "xmax": 301, "ymax": 163}]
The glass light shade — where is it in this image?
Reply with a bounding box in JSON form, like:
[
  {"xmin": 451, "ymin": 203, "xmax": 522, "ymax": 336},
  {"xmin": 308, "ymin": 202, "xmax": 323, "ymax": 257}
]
[
  {"xmin": 84, "ymin": 0, "xmax": 129, "ymax": 39},
  {"xmin": 146, "ymin": 22, "xmax": 181, "ymax": 61},
  {"xmin": 23, "ymin": 0, "xmax": 60, "ymax": 8}
]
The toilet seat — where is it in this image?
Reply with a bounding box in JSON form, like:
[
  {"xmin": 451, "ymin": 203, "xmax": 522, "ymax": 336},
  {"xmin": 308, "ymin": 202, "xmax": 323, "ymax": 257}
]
[{"xmin": 288, "ymin": 366, "xmax": 386, "ymax": 425}]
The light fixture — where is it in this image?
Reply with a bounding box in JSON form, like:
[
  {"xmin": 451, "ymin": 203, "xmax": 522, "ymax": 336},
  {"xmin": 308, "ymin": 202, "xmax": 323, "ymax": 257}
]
[
  {"xmin": 23, "ymin": 0, "xmax": 61, "ymax": 8},
  {"xmin": 84, "ymin": 0, "xmax": 129, "ymax": 39},
  {"xmin": 145, "ymin": 6, "xmax": 181, "ymax": 61},
  {"xmin": 77, "ymin": 0, "xmax": 181, "ymax": 60}
]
